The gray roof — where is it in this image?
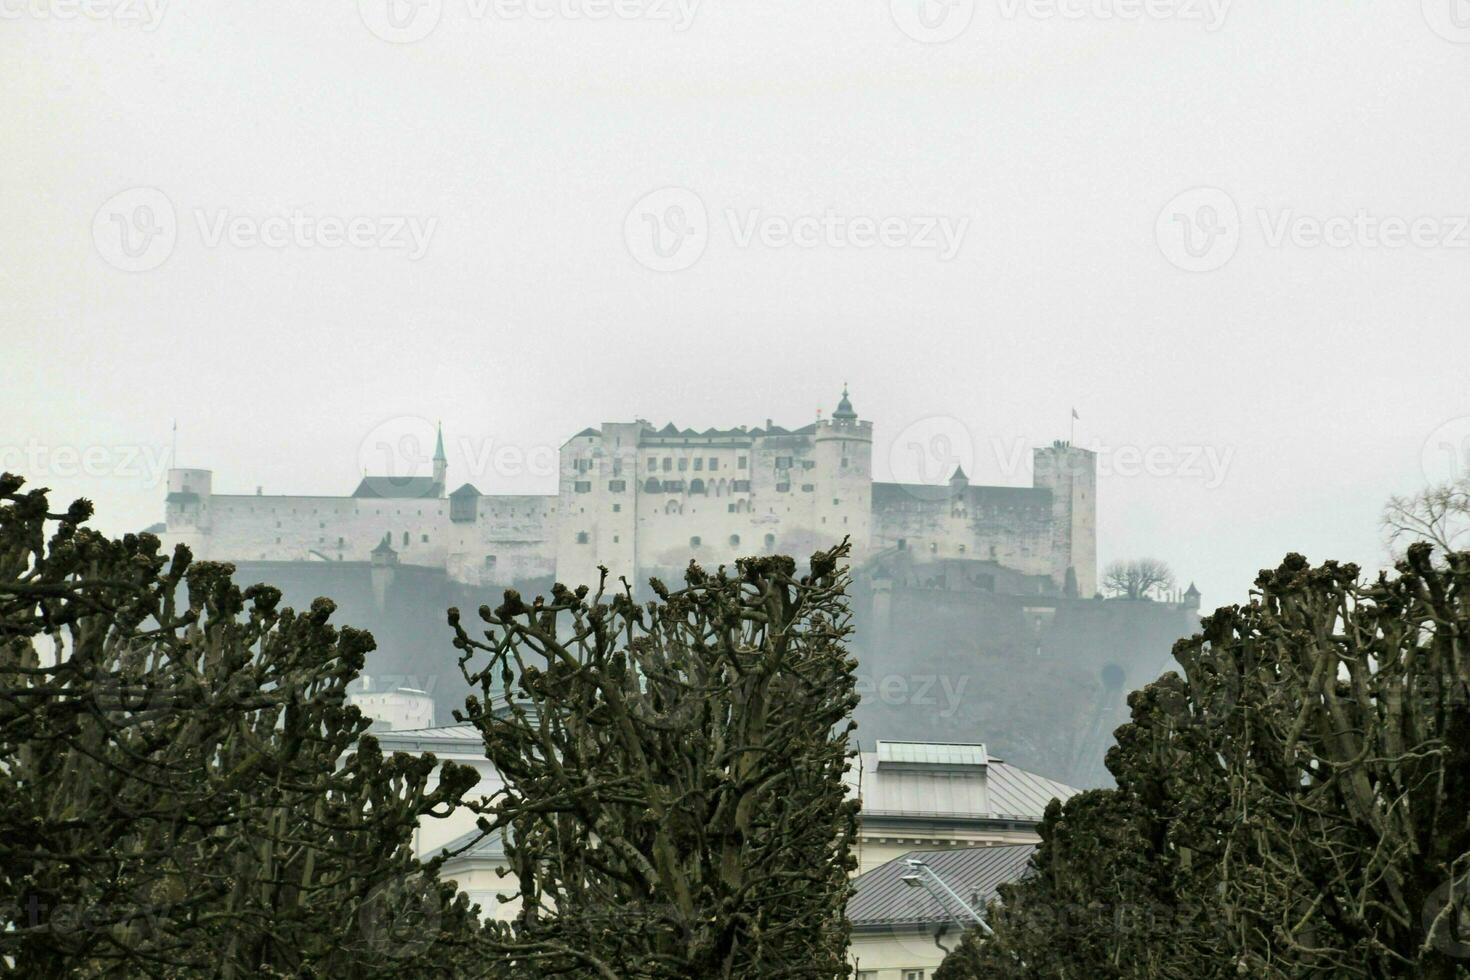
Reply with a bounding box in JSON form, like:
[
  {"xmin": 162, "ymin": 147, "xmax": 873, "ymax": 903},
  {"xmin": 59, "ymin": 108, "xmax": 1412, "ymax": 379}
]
[
  {"xmin": 848, "ymin": 748, "xmax": 1077, "ymax": 823},
  {"xmin": 848, "ymin": 844, "xmax": 1036, "ymax": 929},
  {"xmin": 351, "ymin": 476, "xmax": 443, "ymax": 499}
]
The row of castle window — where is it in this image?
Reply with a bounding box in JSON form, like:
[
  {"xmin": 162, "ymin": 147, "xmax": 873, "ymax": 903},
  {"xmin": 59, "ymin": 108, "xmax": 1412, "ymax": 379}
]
[{"xmin": 573, "ymin": 532, "xmax": 779, "ymax": 549}]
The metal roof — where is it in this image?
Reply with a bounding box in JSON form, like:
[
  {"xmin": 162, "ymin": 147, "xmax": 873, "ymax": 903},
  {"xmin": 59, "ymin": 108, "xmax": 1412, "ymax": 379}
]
[
  {"xmin": 876, "ymin": 740, "xmax": 988, "ymax": 770},
  {"xmin": 351, "ymin": 476, "xmax": 443, "ymax": 499},
  {"xmin": 847, "ymin": 750, "xmax": 1077, "ymax": 823},
  {"xmin": 848, "ymin": 843, "xmax": 1036, "ymax": 929}
]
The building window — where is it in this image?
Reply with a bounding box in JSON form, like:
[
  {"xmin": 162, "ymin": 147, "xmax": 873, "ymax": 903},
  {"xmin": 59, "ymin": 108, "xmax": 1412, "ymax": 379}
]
[
  {"xmin": 421, "ymin": 534, "xmax": 429, "ymax": 543},
  {"xmin": 708, "ymin": 457, "xmax": 718, "ymax": 470},
  {"xmin": 690, "ymin": 536, "xmax": 701, "ymax": 547},
  {"xmin": 678, "ymin": 457, "xmax": 688, "ymax": 471},
  {"xmin": 801, "ymin": 483, "xmax": 815, "ymax": 492},
  {"xmin": 775, "ymin": 483, "xmax": 790, "ymax": 493},
  {"xmin": 775, "ymin": 456, "xmax": 792, "ymax": 470},
  {"xmin": 737, "ymin": 456, "xmax": 747, "ymax": 469},
  {"xmin": 693, "ymin": 457, "xmax": 703, "ymax": 471},
  {"xmin": 575, "ymin": 481, "xmax": 592, "ymax": 493},
  {"xmin": 644, "ymin": 478, "xmax": 662, "ymax": 493},
  {"xmin": 337, "ymin": 537, "xmax": 344, "ymax": 546},
  {"xmin": 576, "ymin": 531, "xmax": 590, "ymax": 544},
  {"xmin": 897, "ymin": 538, "xmax": 907, "ymax": 550},
  {"xmin": 732, "ymin": 480, "xmax": 750, "ymax": 493},
  {"xmin": 484, "ymin": 555, "xmax": 497, "ymax": 568},
  {"xmin": 764, "ymin": 533, "xmax": 775, "ymax": 549},
  {"xmin": 727, "ymin": 503, "xmax": 735, "ymax": 513},
  {"xmin": 576, "ymin": 458, "xmax": 592, "ymax": 473},
  {"xmin": 664, "ymin": 479, "xmax": 686, "ymax": 493},
  {"xmin": 662, "ymin": 457, "xmax": 672, "ymax": 472},
  {"xmin": 902, "ymin": 972, "xmax": 925, "ymax": 980},
  {"xmin": 613, "ymin": 503, "xmax": 622, "ymax": 512},
  {"xmin": 402, "ymin": 531, "xmax": 409, "ymax": 546},
  {"xmin": 608, "ymin": 479, "xmax": 626, "ymax": 492},
  {"xmin": 832, "ymin": 498, "xmax": 840, "ymax": 506},
  {"xmin": 803, "ymin": 460, "xmax": 815, "ymax": 470},
  {"xmin": 689, "ymin": 478, "xmax": 706, "ymax": 494},
  {"xmin": 612, "ymin": 459, "xmax": 622, "ymax": 477},
  {"xmin": 665, "ymin": 500, "xmax": 681, "ymax": 515},
  {"xmin": 648, "ymin": 457, "xmax": 657, "ymax": 470},
  {"xmin": 613, "ymin": 535, "xmax": 620, "ymax": 543},
  {"xmin": 930, "ymin": 542, "xmax": 939, "ymax": 553},
  {"xmin": 729, "ymin": 534, "xmax": 740, "ymax": 546}
]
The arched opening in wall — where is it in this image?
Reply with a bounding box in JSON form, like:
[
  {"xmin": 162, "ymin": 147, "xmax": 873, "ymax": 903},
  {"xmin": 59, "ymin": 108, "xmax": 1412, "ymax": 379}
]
[
  {"xmin": 644, "ymin": 478, "xmax": 661, "ymax": 493},
  {"xmin": 689, "ymin": 478, "xmax": 706, "ymax": 495},
  {"xmin": 665, "ymin": 500, "xmax": 682, "ymax": 515},
  {"xmin": 716, "ymin": 479, "xmax": 727, "ymax": 497}
]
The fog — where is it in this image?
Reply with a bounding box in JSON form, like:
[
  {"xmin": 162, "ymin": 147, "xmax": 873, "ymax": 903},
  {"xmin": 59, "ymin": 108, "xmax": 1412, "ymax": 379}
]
[{"xmin": 5, "ymin": 1, "xmax": 1470, "ymax": 607}]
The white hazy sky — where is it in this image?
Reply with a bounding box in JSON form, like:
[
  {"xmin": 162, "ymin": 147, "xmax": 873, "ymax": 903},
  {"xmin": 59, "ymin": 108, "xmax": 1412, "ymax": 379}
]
[{"xmin": 3, "ymin": 0, "xmax": 1469, "ymax": 608}]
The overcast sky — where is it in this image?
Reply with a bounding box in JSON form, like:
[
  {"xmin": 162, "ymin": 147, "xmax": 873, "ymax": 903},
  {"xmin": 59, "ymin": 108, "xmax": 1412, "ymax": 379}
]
[{"xmin": 4, "ymin": 0, "xmax": 1469, "ymax": 607}]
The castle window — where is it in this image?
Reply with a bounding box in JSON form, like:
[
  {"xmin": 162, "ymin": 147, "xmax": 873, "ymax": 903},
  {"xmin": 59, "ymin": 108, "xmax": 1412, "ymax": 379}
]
[
  {"xmin": 421, "ymin": 534, "xmax": 429, "ymax": 543},
  {"xmin": 897, "ymin": 538, "xmax": 907, "ymax": 550},
  {"xmin": 402, "ymin": 531, "xmax": 410, "ymax": 546},
  {"xmin": 841, "ymin": 457, "xmax": 849, "ymax": 468},
  {"xmin": 338, "ymin": 537, "xmax": 344, "ymax": 546},
  {"xmin": 737, "ymin": 456, "xmax": 747, "ymax": 469},
  {"xmin": 319, "ymin": 521, "xmax": 325, "ymax": 529},
  {"xmin": 575, "ymin": 458, "xmax": 591, "ymax": 473},
  {"xmin": 729, "ymin": 534, "xmax": 740, "ymax": 546},
  {"xmin": 693, "ymin": 458, "xmax": 703, "ymax": 471},
  {"xmin": 608, "ymin": 479, "xmax": 626, "ymax": 493},
  {"xmin": 764, "ymin": 533, "xmax": 775, "ymax": 549},
  {"xmin": 678, "ymin": 458, "xmax": 688, "ymax": 472},
  {"xmin": 613, "ymin": 535, "xmax": 619, "ymax": 543},
  {"xmin": 665, "ymin": 500, "xmax": 682, "ymax": 515},
  {"xmin": 613, "ymin": 503, "xmax": 621, "ymax": 512},
  {"xmin": 803, "ymin": 460, "xmax": 815, "ymax": 470},
  {"xmin": 801, "ymin": 483, "xmax": 815, "ymax": 492},
  {"xmin": 644, "ymin": 478, "xmax": 662, "ymax": 493},
  {"xmin": 775, "ymin": 456, "xmax": 792, "ymax": 470},
  {"xmin": 708, "ymin": 457, "xmax": 718, "ymax": 470},
  {"xmin": 648, "ymin": 457, "xmax": 657, "ymax": 470},
  {"xmin": 662, "ymin": 458, "xmax": 672, "ymax": 471},
  {"xmin": 930, "ymin": 542, "xmax": 939, "ymax": 553},
  {"xmin": 689, "ymin": 478, "xmax": 706, "ymax": 494},
  {"xmin": 575, "ymin": 481, "xmax": 592, "ymax": 493},
  {"xmin": 959, "ymin": 544, "xmax": 966, "ymax": 553},
  {"xmin": 732, "ymin": 480, "xmax": 750, "ymax": 492},
  {"xmin": 775, "ymin": 483, "xmax": 790, "ymax": 493},
  {"xmin": 664, "ymin": 480, "xmax": 686, "ymax": 493},
  {"xmin": 833, "ymin": 499, "xmax": 840, "ymax": 506},
  {"xmin": 690, "ymin": 536, "xmax": 701, "ymax": 547},
  {"xmin": 612, "ymin": 459, "xmax": 622, "ymax": 477},
  {"xmin": 576, "ymin": 531, "xmax": 590, "ymax": 544},
  {"xmin": 728, "ymin": 504, "xmax": 735, "ymax": 513},
  {"xmin": 484, "ymin": 555, "xmax": 497, "ymax": 568}
]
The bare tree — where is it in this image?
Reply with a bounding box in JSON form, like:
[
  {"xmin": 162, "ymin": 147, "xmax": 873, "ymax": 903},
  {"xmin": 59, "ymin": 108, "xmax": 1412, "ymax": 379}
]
[
  {"xmin": 0, "ymin": 474, "xmax": 487, "ymax": 978},
  {"xmin": 1101, "ymin": 558, "xmax": 1176, "ymax": 600},
  {"xmin": 450, "ymin": 542, "xmax": 861, "ymax": 979},
  {"xmin": 1383, "ymin": 478, "xmax": 1470, "ymax": 559}
]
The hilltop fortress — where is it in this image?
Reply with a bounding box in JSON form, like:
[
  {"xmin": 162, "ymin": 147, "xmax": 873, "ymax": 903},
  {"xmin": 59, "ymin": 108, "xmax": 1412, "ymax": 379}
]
[{"xmin": 161, "ymin": 388, "xmax": 1097, "ymax": 599}]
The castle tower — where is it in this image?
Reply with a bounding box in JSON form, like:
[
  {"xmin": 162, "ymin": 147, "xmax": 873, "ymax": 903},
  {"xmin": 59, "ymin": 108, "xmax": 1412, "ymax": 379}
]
[
  {"xmin": 1032, "ymin": 441, "xmax": 1097, "ymax": 598},
  {"xmin": 432, "ymin": 423, "xmax": 447, "ymax": 496},
  {"xmin": 164, "ymin": 467, "xmax": 213, "ymax": 557},
  {"xmin": 813, "ymin": 385, "xmax": 872, "ymax": 558},
  {"xmin": 1183, "ymin": 582, "xmax": 1201, "ymax": 612}
]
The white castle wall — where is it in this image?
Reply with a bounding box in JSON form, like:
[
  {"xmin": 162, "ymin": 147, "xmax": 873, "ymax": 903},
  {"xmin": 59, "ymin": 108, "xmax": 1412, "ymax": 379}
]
[{"xmin": 161, "ymin": 413, "xmax": 1095, "ymax": 597}]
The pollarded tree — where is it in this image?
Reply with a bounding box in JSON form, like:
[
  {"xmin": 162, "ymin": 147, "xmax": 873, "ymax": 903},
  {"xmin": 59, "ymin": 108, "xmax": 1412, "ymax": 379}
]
[
  {"xmin": 450, "ymin": 542, "xmax": 862, "ymax": 979},
  {"xmin": 945, "ymin": 545, "xmax": 1470, "ymax": 979},
  {"xmin": 0, "ymin": 474, "xmax": 486, "ymax": 978}
]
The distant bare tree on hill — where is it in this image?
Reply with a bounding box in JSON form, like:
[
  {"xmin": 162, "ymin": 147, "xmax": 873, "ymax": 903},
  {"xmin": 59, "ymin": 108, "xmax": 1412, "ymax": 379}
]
[
  {"xmin": 1102, "ymin": 558, "xmax": 1175, "ymax": 600},
  {"xmin": 1383, "ymin": 478, "xmax": 1470, "ymax": 560}
]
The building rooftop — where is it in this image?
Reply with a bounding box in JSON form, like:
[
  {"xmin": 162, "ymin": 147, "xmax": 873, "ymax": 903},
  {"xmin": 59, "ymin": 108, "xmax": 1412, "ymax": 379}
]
[
  {"xmin": 352, "ymin": 476, "xmax": 444, "ymax": 499},
  {"xmin": 848, "ymin": 746, "xmax": 1077, "ymax": 823},
  {"xmin": 847, "ymin": 843, "xmax": 1037, "ymax": 930}
]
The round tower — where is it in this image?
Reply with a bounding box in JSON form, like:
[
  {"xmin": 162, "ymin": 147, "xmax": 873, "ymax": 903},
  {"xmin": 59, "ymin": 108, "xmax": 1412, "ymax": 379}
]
[
  {"xmin": 164, "ymin": 468, "xmax": 213, "ymax": 555},
  {"xmin": 813, "ymin": 385, "xmax": 872, "ymax": 559}
]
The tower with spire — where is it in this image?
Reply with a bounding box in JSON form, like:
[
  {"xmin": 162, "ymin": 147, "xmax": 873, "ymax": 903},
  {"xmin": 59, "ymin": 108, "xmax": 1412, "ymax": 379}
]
[
  {"xmin": 432, "ymin": 422, "xmax": 447, "ymax": 496},
  {"xmin": 813, "ymin": 383, "xmax": 873, "ymax": 557}
]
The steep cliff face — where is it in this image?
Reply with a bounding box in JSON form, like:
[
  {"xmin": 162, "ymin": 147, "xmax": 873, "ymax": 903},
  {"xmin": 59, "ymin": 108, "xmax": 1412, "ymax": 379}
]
[{"xmin": 849, "ymin": 578, "xmax": 1199, "ymax": 788}]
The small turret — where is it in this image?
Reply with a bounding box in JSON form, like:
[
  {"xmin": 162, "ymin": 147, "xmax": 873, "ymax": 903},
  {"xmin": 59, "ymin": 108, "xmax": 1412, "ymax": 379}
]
[
  {"xmin": 833, "ymin": 384, "xmax": 857, "ymax": 421},
  {"xmin": 949, "ymin": 464, "xmax": 969, "ymax": 489},
  {"xmin": 1183, "ymin": 581, "xmax": 1201, "ymax": 611}
]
